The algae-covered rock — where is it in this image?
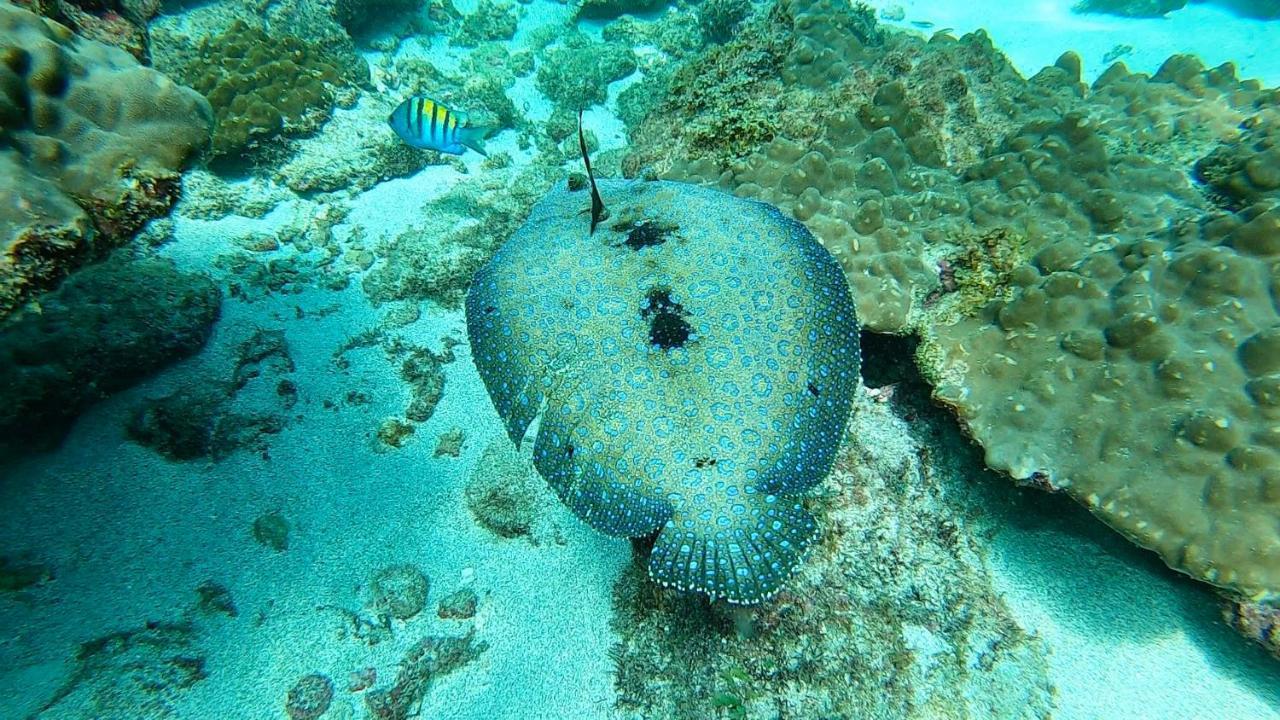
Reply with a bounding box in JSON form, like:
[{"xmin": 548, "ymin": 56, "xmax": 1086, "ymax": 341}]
[
  {"xmin": 535, "ymin": 32, "xmax": 637, "ymax": 110},
  {"xmin": 465, "ymin": 438, "xmax": 547, "ymax": 540},
  {"xmin": 33, "ymin": 621, "xmax": 207, "ymax": 719},
  {"xmin": 0, "ymin": 255, "xmax": 220, "ymax": 451},
  {"xmin": 0, "ymin": 3, "xmax": 212, "ymax": 321},
  {"xmin": 369, "ymin": 564, "xmax": 431, "ymax": 620},
  {"xmin": 285, "ymin": 673, "xmax": 334, "ymax": 720},
  {"xmin": 466, "ymin": 179, "xmax": 859, "ymax": 603}
]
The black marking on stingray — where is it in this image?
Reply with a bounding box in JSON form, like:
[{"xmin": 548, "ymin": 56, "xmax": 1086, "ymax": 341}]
[{"xmin": 641, "ymin": 288, "xmax": 693, "ymax": 350}]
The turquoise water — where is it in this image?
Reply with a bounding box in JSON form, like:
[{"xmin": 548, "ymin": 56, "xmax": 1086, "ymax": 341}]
[{"xmin": 1, "ymin": 0, "xmax": 1279, "ymax": 718}]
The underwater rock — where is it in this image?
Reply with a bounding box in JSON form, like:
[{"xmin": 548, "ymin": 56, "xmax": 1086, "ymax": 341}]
[
  {"xmin": 1224, "ymin": 599, "xmax": 1280, "ymax": 660},
  {"xmin": 375, "ymin": 417, "xmax": 416, "ymax": 450},
  {"xmin": 369, "ymin": 564, "xmax": 431, "ymax": 621},
  {"xmin": 0, "ymin": 554, "xmax": 53, "ymax": 592},
  {"xmin": 195, "ymin": 580, "xmax": 238, "ymax": 618},
  {"xmin": 466, "ymin": 178, "xmax": 860, "ymax": 603},
  {"xmin": 0, "ymin": 3, "xmax": 212, "ymax": 321},
  {"xmin": 575, "ymin": 0, "xmax": 671, "ymax": 20},
  {"xmin": 126, "ymin": 388, "xmax": 286, "ymax": 461},
  {"xmin": 285, "ymin": 673, "xmax": 335, "ymax": 720},
  {"xmin": 434, "ymin": 427, "xmax": 465, "ymax": 457},
  {"xmin": 1072, "ymin": 0, "xmax": 1188, "ymax": 17},
  {"xmin": 0, "ymin": 255, "xmax": 220, "ymax": 452}
]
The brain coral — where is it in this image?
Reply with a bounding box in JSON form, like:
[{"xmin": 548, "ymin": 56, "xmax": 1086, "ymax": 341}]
[
  {"xmin": 921, "ymin": 207, "xmax": 1280, "ymax": 600},
  {"xmin": 465, "ymin": 178, "xmax": 860, "ymax": 603},
  {"xmin": 0, "ymin": 3, "xmax": 212, "ymax": 320}
]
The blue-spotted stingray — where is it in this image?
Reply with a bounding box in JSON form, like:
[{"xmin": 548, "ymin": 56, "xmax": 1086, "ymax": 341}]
[{"xmin": 464, "ymin": 177, "xmax": 860, "ymax": 604}]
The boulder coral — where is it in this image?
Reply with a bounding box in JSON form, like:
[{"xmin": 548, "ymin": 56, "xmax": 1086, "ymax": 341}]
[
  {"xmin": 0, "ymin": 3, "xmax": 212, "ymax": 321},
  {"xmin": 164, "ymin": 19, "xmax": 359, "ymax": 162},
  {"xmin": 466, "ymin": 178, "xmax": 860, "ymax": 603}
]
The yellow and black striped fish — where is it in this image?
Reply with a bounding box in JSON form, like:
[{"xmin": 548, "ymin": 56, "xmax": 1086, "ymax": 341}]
[{"xmin": 388, "ymin": 96, "xmax": 493, "ymax": 156}]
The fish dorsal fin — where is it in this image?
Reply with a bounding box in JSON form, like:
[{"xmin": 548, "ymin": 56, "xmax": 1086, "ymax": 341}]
[
  {"xmin": 453, "ymin": 109, "xmax": 470, "ymax": 125},
  {"xmin": 578, "ymin": 110, "xmax": 606, "ymax": 236}
]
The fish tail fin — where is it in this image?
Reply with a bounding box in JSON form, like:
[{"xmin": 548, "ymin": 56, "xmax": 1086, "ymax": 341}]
[
  {"xmin": 458, "ymin": 126, "xmax": 496, "ymax": 157},
  {"xmin": 648, "ymin": 498, "xmax": 817, "ymax": 604}
]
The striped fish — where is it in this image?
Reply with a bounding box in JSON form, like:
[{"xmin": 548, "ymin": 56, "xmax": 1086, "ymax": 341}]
[{"xmin": 388, "ymin": 96, "xmax": 493, "ymax": 156}]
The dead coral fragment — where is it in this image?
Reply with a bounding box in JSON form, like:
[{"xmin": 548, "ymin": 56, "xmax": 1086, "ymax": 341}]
[{"xmin": 363, "ymin": 632, "xmax": 487, "ymax": 720}]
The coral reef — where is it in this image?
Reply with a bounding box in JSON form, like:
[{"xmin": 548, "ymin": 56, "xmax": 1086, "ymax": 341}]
[
  {"xmin": 466, "ymin": 179, "xmax": 859, "ymax": 603},
  {"xmin": 0, "ymin": 254, "xmax": 220, "ymax": 452},
  {"xmin": 534, "ymin": 31, "xmax": 636, "ymax": 110},
  {"xmin": 0, "ymin": 3, "xmax": 212, "ymax": 320},
  {"xmin": 610, "ymin": 396, "xmax": 1053, "ymax": 718},
  {"xmin": 697, "ymin": 0, "xmax": 752, "ymax": 44},
  {"xmin": 14, "ymin": 0, "xmax": 155, "ymax": 60},
  {"xmin": 622, "ymin": 0, "xmax": 1280, "ymax": 612},
  {"xmin": 921, "ymin": 209, "xmax": 1280, "ymax": 600},
  {"xmin": 1195, "ymin": 113, "xmax": 1280, "ymax": 211},
  {"xmin": 369, "ymin": 564, "xmax": 431, "ymax": 621},
  {"xmin": 452, "ymin": 0, "xmax": 518, "ymax": 46},
  {"xmin": 161, "ymin": 19, "xmax": 359, "ymax": 162}
]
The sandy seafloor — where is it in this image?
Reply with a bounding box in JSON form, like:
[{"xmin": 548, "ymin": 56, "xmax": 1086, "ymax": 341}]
[{"xmin": 1, "ymin": 0, "xmax": 1279, "ymax": 718}]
